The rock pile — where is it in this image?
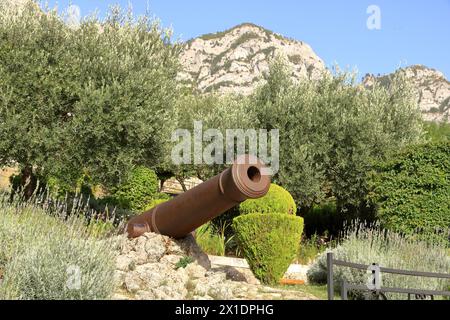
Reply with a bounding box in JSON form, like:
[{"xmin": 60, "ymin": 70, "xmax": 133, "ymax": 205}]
[{"xmin": 113, "ymin": 232, "xmax": 317, "ymax": 300}]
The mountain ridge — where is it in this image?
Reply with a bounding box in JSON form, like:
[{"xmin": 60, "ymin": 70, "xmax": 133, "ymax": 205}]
[
  {"xmin": 179, "ymin": 23, "xmax": 450, "ymax": 122},
  {"xmin": 363, "ymin": 65, "xmax": 450, "ymax": 122},
  {"xmin": 178, "ymin": 23, "xmax": 326, "ymax": 95}
]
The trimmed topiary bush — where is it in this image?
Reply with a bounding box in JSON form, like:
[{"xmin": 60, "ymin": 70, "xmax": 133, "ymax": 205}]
[
  {"xmin": 113, "ymin": 166, "xmax": 159, "ymax": 211},
  {"xmin": 233, "ymin": 213, "xmax": 304, "ymax": 284},
  {"xmin": 369, "ymin": 142, "xmax": 450, "ymax": 243},
  {"xmin": 212, "ymin": 183, "xmax": 297, "ymax": 253},
  {"xmin": 239, "ymin": 183, "xmax": 297, "ymax": 215}
]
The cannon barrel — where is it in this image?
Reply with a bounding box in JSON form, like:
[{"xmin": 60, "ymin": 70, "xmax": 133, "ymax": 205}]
[{"xmin": 126, "ymin": 155, "xmax": 271, "ymax": 238}]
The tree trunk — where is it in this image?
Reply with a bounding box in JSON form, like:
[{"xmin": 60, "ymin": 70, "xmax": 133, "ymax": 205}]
[
  {"xmin": 176, "ymin": 176, "xmax": 188, "ymax": 193},
  {"xmin": 159, "ymin": 178, "xmax": 166, "ymax": 192},
  {"xmin": 20, "ymin": 165, "xmax": 37, "ymax": 200}
]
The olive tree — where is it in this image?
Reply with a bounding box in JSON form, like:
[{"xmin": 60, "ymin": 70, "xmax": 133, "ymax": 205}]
[
  {"xmin": 0, "ymin": 2, "xmax": 180, "ymax": 195},
  {"xmin": 158, "ymin": 92, "xmax": 254, "ymax": 189},
  {"xmin": 251, "ymin": 60, "xmax": 424, "ymax": 212}
]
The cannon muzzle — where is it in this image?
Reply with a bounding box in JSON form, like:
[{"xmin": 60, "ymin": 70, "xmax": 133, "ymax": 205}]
[{"xmin": 125, "ymin": 155, "xmax": 271, "ymax": 238}]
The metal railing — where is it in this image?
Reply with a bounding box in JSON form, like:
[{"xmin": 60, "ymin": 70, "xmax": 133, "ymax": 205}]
[{"xmin": 326, "ymin": 252, "xmax": 450, "ymax": 300}]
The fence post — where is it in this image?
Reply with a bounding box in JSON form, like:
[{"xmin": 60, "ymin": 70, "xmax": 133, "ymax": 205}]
[
  {"xmin": 327, "ymin": 251, "xmax": 334, "ymax": 300},
  {"xmin": 341, "ymin": 279, "xmax": 348, "ymax": 300}
]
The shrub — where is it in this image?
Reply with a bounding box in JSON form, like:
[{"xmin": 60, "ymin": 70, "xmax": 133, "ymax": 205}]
[
  {"xmin": 210, "ymin": 206, "xmax": 240, "ymax": 239},
  {"xmin": 302, "ymin": 201, "xmax": 342, "ymax": 237},
  {"xmin": 113, "ymin": 166, "xmax": 159, "ymax": 211},
  {"xmin": 143, "ymin": 193, "xmax": 171, "ymax": 211},
  {"xmin": 86, "ymin": 219, "xmax": 117, "ymax": 239},
  {"xmin": 424, "ymin": 121, "xmax": 450, "ymax": 142},
  {"xmin": 196, "ymin": 222, "xmax": 234, "ymax": 257},
  {"xmin": 369, "ymin": 142, "xmax": 450, "ymax": 243},
  {"xmin": 239, "ymin": 184, "xmax": 297, "ymax": 215},
  {"xmin": 297, "ymin": 234, "xmax": 328, "ymax": 265},
  {"xmin": 307, "ymin": 222, "xmax": 450, "ymax": 299},
  {"xmin": 210, "ymin": 184, "xmax": 296, "ymax": 255},
  {"xmin": 0, "ymin": 194, "xmax": 118, "ymax": 300},
  {"xmin": 233, "ymin": 213, "xmax": 304, "ymax": 284},
  {"xmin": 87, "ymin": 195, "xmax": 133, "ymax": 223}
]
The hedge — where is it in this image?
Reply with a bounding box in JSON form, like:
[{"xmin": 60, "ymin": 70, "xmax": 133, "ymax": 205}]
[
  {"xmin": 233, "ymin": 213, "xmax": 304, "ymax": 284},
  {"xmin": 113, "ymin": 166, "xmax": 159, "ymax": 211},
  {"xmin": 239, "ymin": 184, "xmax": 297, "ymax": 215},
  {"xmin": 369, "ymin": 141, "xmax": 450, "ymax": 243}
]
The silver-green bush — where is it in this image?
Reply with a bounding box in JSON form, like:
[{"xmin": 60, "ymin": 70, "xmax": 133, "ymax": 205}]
[
  {"xmin": 0, "ymin": 194, "xmax": 119, "ymax": 300},
  {"xmin": 307, "ymin": 222, "xmax": 450, "ymax": 299}
]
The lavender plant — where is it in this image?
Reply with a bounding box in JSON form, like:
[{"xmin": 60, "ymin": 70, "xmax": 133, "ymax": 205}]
[
  {"xmin": 307, "ymin": 222, "xmax": 450, "ymax": 299},
  {"xmin": 0, "ymin": 192, "xmax": 120, "ymax": 300}
]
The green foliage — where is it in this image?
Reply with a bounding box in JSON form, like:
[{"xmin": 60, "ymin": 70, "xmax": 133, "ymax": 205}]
[
  {"xmin": 43, "ymin": 173, "xmax": 94, "ymax": 200},
  {"xmin": 240, "ymin": 183, "xmax": 297, "ymax": 215},
  {"xmin": 307, "ymin": 223, "xmax": 450, "ymax": 299},
  {"xmin": 165, "ymin": 92, "xmax": 254, "ymax": 182},
  {"xmin": 210, "ymin": 206, "xmax": 240, "ymax": 241},
  {"xmin": 233, "ymin": 213, "xmax": 304, "ymax": 285},
  {"xmin": 208, "ymin": 184, "xmax": 297, "ymax": 256},
  {"xmin": 113, "ymin": 166, "xmax": 160, "ymax": 211},
  {"xmin": 86, "ymin": 219, "xmax": 117, "ymax": 239},
  {"xmin": 144, "ymin": 194, "xmax": 170, "ymax": 211},
  {"xmin": 424, "ymin": 121, "xmax": 450, "ymax": 142},
  {"xmin": 251, "ymin": 60, "xmax": 424, "ymax": 210},
  {"xmin": 0, "ymin": 2, "xmax": 180, "ymax": 189},
  {"xmin": 302, "ymin": 201, "xmax": 343, "ymax": 237},
  {"xmin": 175, "ymin": 256, "xmax": 194, "ymax": 270},
  {"xmin": 0, "ymin": 194, "xmax": 118, "ymax": 300},
  {"xmin": 297, "ymin": 234, "xmax": 328, "ymax": 265},
  {"xmin": 197, "ymin": 23, "xmax": 269, "ymax": 41},
  {"xmin": 88, "ymin": 195, "xmax": 132, "ymax": 221},
  {"xmin": 196, "ymin": 222, "xmax": 234, "ymax": 256},
  {"xmin": 369, "ymin": 142, "xmax": 450, "ymax": 243}
]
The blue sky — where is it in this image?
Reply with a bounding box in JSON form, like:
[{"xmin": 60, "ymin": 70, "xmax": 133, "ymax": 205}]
[{"xmin": 45, "ymin": 0, "xmax": 450, "ymax": 79}]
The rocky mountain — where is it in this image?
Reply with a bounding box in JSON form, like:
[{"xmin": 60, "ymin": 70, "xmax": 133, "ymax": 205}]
[
  {"xmin": 180, "ymin": 24, "xmax": 450, "ymax": 123},
  {"xmin": 178, "ymin": 23, "xmax": 326, "ymax": 95},
  {"xmin": 363, "ymin": 65, "xmax": 450, "ymax": 123}
]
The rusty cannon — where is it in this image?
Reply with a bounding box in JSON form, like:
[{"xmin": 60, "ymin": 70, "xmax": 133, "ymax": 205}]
[{"xmin": 125, "ymin": 155, "xmax": 271, "ymax": 239}]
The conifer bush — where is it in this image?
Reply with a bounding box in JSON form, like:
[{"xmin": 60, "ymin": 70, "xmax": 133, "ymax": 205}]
[
  {"xmin": 239, "ymin": 183, "xmax": 297, "ymax": 215},
  {"xmin": 233, "ymin": 213, "xmax": 304, "ymax": 284}
]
